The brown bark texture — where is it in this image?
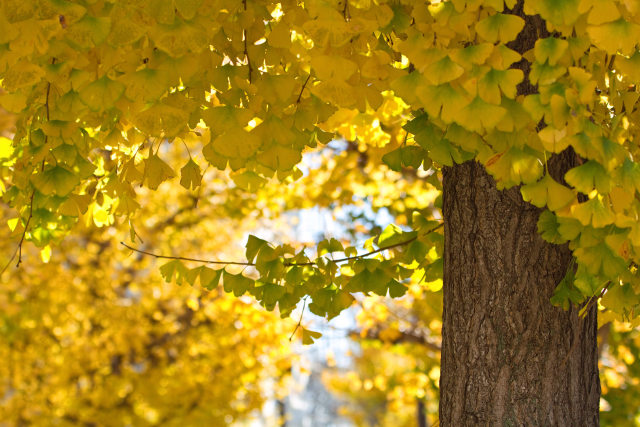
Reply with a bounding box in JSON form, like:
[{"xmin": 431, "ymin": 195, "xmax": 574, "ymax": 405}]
[{"xmin": 439, "ymin": 161, "xmax": 600, "ymax": 426}]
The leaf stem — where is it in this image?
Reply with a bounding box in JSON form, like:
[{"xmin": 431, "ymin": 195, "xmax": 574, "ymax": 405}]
[{"xmin": 289, "ymin": 297, "xmax": 307, "ymax": 341}]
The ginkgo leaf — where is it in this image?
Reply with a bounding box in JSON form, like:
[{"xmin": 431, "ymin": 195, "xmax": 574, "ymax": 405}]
[
  {"xmin": 152, "ymin": 21, "xmax": 208, "ymax": 57},
  {"xmin": 318, "ymin": 238, "xmax": 344, "ymax": 255},
  {"xmin": 301, "ymin": 327, "xmax": 322, "ymax": 345},
  {"xmin": 572, "ymin": 265, "xmax": 604, "ymax": 296},
  {"xmin": 1, "ymin": 61, "xmax": 44, "ymax": 91},
  {"xmin": 311, "ymin": 78, "xmax": 357, "ymax": 108},
  {"xmin": 450, "ymin": 43, "xmax": 494, "ymax": 69},
  {"xmin": 253, "ymin": 282, "xmax": 286, "ymax": 311},
  {"xmin": 311, "ymin": 55, "xmax": 358, "ymax": 81},
  {"xmin": 477, "ymin": 68, "xmax": 523, "ymax": 104},
  {"xmin": 521, "ymin": 174, "xmax": 575, "ymax": 211},
  {"xmin": 256, "ymin": 143, "xmax": 301, "ymax": 171},
  {"xmin": 529, "ymin": 62, "xmax": 566, "ymax": 85},
  {"xmin": 144, "ymin": 153, "xmax": 175, "ymax": 190},
  {"xmin": 586, "ymin": 0, "xmax": 620, "ymax": 25},
  {"xmin": 616, "ymin": 52, "xmax": 640, "ymax": 82},
  {"xmin": 160, "ymin": 259, "xmax": 188, "ymax": 285},
  {"xmin": 212, "ymin": 128, "xmax": 262, "ymax": 159},
  {"xmin": 79, "ymin": 76, "xmax": 124, "ymax": 111},
  {"xmin": 475, "ymin": 13, "xmax": 524, "ymax": 44},
  {"xmin": 223, "ymin": 271, "xmax": 254, "ymax": 297},
  {"xmin": 174, "ymin": 0, "xmax": 203, "ymax": 20},
  {"xmin": 568, "ymin": 67, "xmax": 597, "ymax": 104},
  {"xmin": 424, "ymin": 56, "xmax": 464, "ymax": 85},
  {"xmin": 232, "ymin": 171, "xmax": 267, "ymax": 191},
  {"xmin": 134, "ymin": 104, "xmax": 189, "ymax": 137},
  {"xmin": 246, "ymin": 235, "xmax": 270, "ymax": 263},
  {"xmin": 524, "ymin": 0, "xmax": 581, "ymax": 26},
  {"xmin": 571, "ymin": 196, "xmax": 615, "ymax": 228},
  {"xmin": 485, "ymin": 146, "xmax": 543, "ymax": 188},
  {"xmin": 378, "ymin": 224, "xmax": 417, "ymax": 247},
  {"xmin": 382, "ymin": 148, "xmax": 403, "ymax": 171},
  {"xmin": 618, "ymin": 158, "xmax": 640, "ymax": 193},
  {"xmin": 534, "ymin": 37, "xmax": 569, "ymax": 66},
  {"xmin": 32, "ymin": 165, "xmax": 80, "ymax": 196},
  {"xmin": 565, "ymin": 160, "xmax": 612, "ymax": 194},
  {"xmin": 391, "ymin": 71, "xmax": 429, "ymax": 105},
  {"xmin": 588, "ymin": 19, "xmax": 640, "ymax": 54},
  {"xmin": 550, "ymin": 261, "xmax": 583, "ymax": 309},
  {"xmin": 416, "ymin": 84, "xmax": 471, "ymax": 124},
  {"xmin": 455, "ymin": 97, "xmax": 506, "ymax": 133},
  {"xmin": 179, "ymin": 158, "xmax": 202, "ymax": 190},
  {"xmin": 199, "ymin": 267, "xmax": 222, "ymax": 290},
  {"xmin": 66, "ymin": 15, "xmax": 111, "ymax": 49},
  {"xmin": 537, "ymin": 210, "xmax": 568, "ymax": 244},
  {"xmin": 122, "ymin": 69, "xmax": 169, "ymax": 102}
]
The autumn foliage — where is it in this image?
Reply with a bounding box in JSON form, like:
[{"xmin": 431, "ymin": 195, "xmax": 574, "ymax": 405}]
[{"xmin": 3, "ymin": 0, "xmax": 640, "ymax": 423}]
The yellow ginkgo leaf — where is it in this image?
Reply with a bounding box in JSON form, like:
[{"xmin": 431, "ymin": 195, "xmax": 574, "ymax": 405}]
[
  {"xmin": 521, "ymin": 174, "xmax": 575, "ymax": 211},
  {"xmin": 78, "ymin": 76, "xmax": 125, "ymax": 111},
  {"xmin": 425, "ymin": 56, "xmax": 464, "ymax": 85},
  {"xmin": 571, "ymin": 196, "xmax": 615, "ymax": 228},
  {"xmin": 1, "ymin": 61, "xmax": 44, "ymax": 91},
  {"xmin": 534, "ymin": 37, "xmax": 569, "ymax": 66},
  {"xmin": 212, "ymin": 127, "xmax": 262, "ymax": 159},
  {"xmin": 586, "ymin": 0, "xmax": 620, "ymax": 25},
  {"xmin": 475, "ymin": 13, "xmax": 524, "ymax": 44},
  {"xmin": 311, "ymin": 78, "xmax": 357, "ymax": 108},
  {"xmin": 179, "ymin": 158, "xmax": 202, "ymax": 190},
  {"xmin": 310, "ymin": 55, "xmax": 358, "ymax": 81},
  {"xmin": 416, "ymin": 84, "xmax": 471, "ymax": 124},
  {"xmin": 455, "ymin": 96, "xmax": 506, "ymax": 133},
  {"xmin": 588, "ymin": 19, "xmax": 640, "ymax": 55},
  {"xmin": 144, "ymin": 153, "xmax": 175, "ymax": 190}
]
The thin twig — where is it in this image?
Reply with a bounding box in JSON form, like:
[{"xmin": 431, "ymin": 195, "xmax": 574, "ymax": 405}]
[
  {"xmin": 121, "ymin": 242, "xmax": 257, "ymax": 266},
  {"xmin": 342, "ymin": 0, "xmax": 350, "ymax": 21},
  {"xmin": 242, "ymin": 0, "xmax": 252, "ymax": 83},
  {"xmin": 120, "ymin": 222, "xmax": 444, "ymax": 267},
  {"xmin": 579, "ymin": 281, "xmax": 611, "ymax": 318},
  {"xmin": 2, "ymin": 62, "xmax": 55, "ymax": 273},
  {"xmin": 296, "ymin": 74, "xmax": 311, "ymax": 104},
  {"xmin": 289, "ymin": 297, "xmax": 307, "ymax": 341},
  {"xmin": 243, "ymin": 29, "xmax": 252, "ymax": 83}
]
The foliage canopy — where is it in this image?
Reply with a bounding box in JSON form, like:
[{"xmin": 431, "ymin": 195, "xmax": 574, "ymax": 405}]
[{"xmin": 2, "ymin": 0, "xmax": 640, "ymax": 335}]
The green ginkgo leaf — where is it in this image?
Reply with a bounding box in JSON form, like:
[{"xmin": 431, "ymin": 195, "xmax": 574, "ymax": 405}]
[
  {"xmin": 78, "ymin": 76, "xmax": 125, "ymax": 111},
  {"xmin": 565, "ymin": 160, "xmax": 611, "ymax": 194},
  {"xmin": 534, "ymin": 37, "xmax": 569, "ymax": 66},
  {"xmin": 199, "ymin": 266, "xmax": 222, "ymax": 290},
  {"xmin": 378, "ymin": 224, "xmax": 417, "ymax": 248},
  {"xmin": 32, "ymin": 165, "xmax": 80, "ymax": 196},
  {"xmin": 160, "ymin": 259, "xmax": 188, "ymax": 285},
  {"xmin": 302, "ymin": 327, "xmax": 322, "ymax": 345},
  {"xmin": 245, "ymin": 235, "xmax": 270, "ymax": 263},
  {"xmin": 475, "ymin": 13, "xmax": 524, "ymax": 44},
  {"xmin": 223, "ymin": 271, "xmax": 254, "ymax": 297},
  {"xmin": 425, "ymin": 56, "xmax": 464, "ymax": 85}
]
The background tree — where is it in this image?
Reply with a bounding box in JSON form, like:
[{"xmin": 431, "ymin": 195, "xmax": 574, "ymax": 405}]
[
  {"xmin": 3, "ymin": 0, "xmax": 640, "ymax": 424},
  {"xmin": 0, "ymin": 146, "xmax": 296, "ymax": 425}
]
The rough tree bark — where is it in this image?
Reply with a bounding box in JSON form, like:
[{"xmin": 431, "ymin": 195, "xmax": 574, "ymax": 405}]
[{"xmin": 438, "ymin": 2, "xmax": 601, "ymax": 425}]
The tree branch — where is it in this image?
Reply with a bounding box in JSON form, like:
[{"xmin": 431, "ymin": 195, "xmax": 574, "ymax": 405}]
[{"xmin": 121, "ymin": 222, "xmax": 443, "ymax": 268}]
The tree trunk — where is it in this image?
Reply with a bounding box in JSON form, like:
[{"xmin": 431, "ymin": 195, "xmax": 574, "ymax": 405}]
[{"xmin": 439, "ymin": 161, "xmax": 600, "ymax": 425}]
